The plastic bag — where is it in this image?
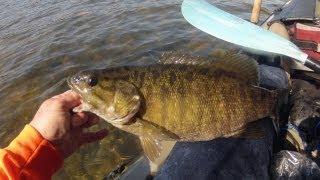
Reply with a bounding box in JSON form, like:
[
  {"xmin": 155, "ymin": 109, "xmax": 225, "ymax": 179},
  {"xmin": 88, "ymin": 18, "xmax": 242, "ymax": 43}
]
[{"xmin": 271, "ymin": 150, "xmax": 320, "ymax": 179}]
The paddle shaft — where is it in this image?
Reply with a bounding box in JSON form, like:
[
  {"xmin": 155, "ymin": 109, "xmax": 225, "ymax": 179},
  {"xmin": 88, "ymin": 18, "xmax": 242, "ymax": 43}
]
[{"xmin": 305, "ymin": 59, "xmax": 320, "ymax": 73}]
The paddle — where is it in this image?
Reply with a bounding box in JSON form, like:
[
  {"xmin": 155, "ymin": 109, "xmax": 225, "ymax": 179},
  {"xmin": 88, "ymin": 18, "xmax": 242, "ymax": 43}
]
[{"xmin": 181, "ymin": 0, "xmax": 320, "ymax": 72}]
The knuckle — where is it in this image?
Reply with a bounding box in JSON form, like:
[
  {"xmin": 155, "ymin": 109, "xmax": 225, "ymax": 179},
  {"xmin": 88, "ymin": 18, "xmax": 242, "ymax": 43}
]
[
  {"xmin": 42, "ymin": 97, "xmax": 64, "ymax": 108},
  {"xmin": 41, "ymin": 99, "xmax": 53, "ymax": 107}
]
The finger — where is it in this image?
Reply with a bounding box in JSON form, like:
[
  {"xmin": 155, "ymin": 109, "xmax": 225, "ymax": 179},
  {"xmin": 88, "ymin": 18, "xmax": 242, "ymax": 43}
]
[
  {"xmin": 81, "ymin": 114, "xmax": 100, "ymax": 128},
  {"xmin": 80, "ymin": 129, "xmax": 108, "ymax": 144},
  {"xmin": 71, "ymin": 112, "xmax": 89, "ymax": 127},
  {"xmin": 72, "ymin": 104, "xmax": 84, "ymax": 113},
  {"xmin": 53, "ymin": 90, "xmax": 82, "ymax": 109}
]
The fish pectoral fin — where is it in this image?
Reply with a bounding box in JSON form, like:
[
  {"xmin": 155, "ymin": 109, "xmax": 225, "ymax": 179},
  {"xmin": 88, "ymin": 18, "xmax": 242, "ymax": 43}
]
[
  {"xmin": 140, "ymin": 137, "xmax": 176, "ymax": 174},
  {"xmin": 224, "ymin": 122, "xmax": 265, "ymax": 139},
  {"xmin": 130, "ymin": 118, "xmax": 179, "ymax": 140}
]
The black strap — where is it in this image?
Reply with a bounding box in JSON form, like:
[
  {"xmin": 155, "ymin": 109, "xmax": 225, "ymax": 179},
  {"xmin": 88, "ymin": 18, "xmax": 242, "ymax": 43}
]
[{"xmin": 268, "ymin": 0, "xmax": 316, "ymax": 23}]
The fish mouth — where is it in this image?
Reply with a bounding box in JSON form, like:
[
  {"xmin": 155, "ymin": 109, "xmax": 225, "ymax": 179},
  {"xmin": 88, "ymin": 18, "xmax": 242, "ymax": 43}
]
[
  {"xmin": 67, "ymin": 76, "xmax": 83, "ymax": 95},
  {"xmin": 67, "ymin": 76, "xmax": 72, "ymax": 88}
]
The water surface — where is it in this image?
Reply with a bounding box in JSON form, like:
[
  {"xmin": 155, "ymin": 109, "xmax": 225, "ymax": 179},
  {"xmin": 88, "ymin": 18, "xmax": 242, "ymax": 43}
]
[{"xmin": 0, "ymin": 0, "xmax": 285, "ymax": 179}]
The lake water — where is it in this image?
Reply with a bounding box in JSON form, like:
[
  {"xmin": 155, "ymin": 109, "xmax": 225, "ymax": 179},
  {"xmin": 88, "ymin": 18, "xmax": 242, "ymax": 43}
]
[{"xmin": 0, "ymin": 0, "xmax": 285, "ymax": 179}]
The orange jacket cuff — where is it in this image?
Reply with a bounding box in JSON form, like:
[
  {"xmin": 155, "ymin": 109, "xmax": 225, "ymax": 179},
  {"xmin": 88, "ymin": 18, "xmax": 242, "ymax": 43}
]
[{"xmin": 3, "ymin": 125, "xmax": 63, "ymax": 179}]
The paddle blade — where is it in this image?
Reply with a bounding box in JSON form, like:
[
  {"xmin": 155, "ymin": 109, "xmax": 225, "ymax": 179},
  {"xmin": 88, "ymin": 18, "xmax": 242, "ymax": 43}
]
[{"xmin": 181, "ymin": 0, "xmax": 308, "ymax": 63}]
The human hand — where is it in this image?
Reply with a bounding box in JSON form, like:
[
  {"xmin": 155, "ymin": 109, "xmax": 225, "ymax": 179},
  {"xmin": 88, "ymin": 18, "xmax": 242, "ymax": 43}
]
[{"xmin": 30, "ymin": 90, "xmax": 108, "ymax": 159}]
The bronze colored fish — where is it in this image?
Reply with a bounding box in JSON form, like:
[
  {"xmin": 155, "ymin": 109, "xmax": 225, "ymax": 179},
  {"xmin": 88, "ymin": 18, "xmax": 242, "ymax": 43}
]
[{"xmin": 68, "ymin": 51, "xmax": 281, "ymax": 173}]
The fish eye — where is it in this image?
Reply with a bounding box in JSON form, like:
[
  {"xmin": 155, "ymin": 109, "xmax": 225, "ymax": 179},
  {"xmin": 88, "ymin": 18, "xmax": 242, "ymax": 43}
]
[{"xmin": 87, "ymin": 76, "xmax": 98, "ymax": 87}]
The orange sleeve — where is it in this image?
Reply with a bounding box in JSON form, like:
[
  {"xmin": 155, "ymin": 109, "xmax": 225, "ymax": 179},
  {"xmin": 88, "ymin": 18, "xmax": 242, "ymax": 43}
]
[{"xmin": 0, "ymin": 125, "xmax": 63, "ymax": 180}]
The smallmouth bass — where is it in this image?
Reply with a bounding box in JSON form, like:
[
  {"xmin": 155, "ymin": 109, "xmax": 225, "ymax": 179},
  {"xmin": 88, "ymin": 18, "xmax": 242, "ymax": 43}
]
[{"xmin": 68, "ymin": 52, "xmax": 284, "ymax": 173}]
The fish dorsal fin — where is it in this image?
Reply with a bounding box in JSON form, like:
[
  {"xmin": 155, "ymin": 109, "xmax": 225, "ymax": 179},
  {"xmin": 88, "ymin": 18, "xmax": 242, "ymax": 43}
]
[
  {"xmin": 157, "ymin": 50, "xmax": 259, "ymax": 85},
  {"xmin": 157, "ymin": 51, "xmax": 214, "ymax": 66},
  {"xmin": 140, "ymin": 137, "xmax": 176, "ymax": 174},
  {"xmin": 212, "ymin": 51, "xmax": 260, "ymax": 85}
]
